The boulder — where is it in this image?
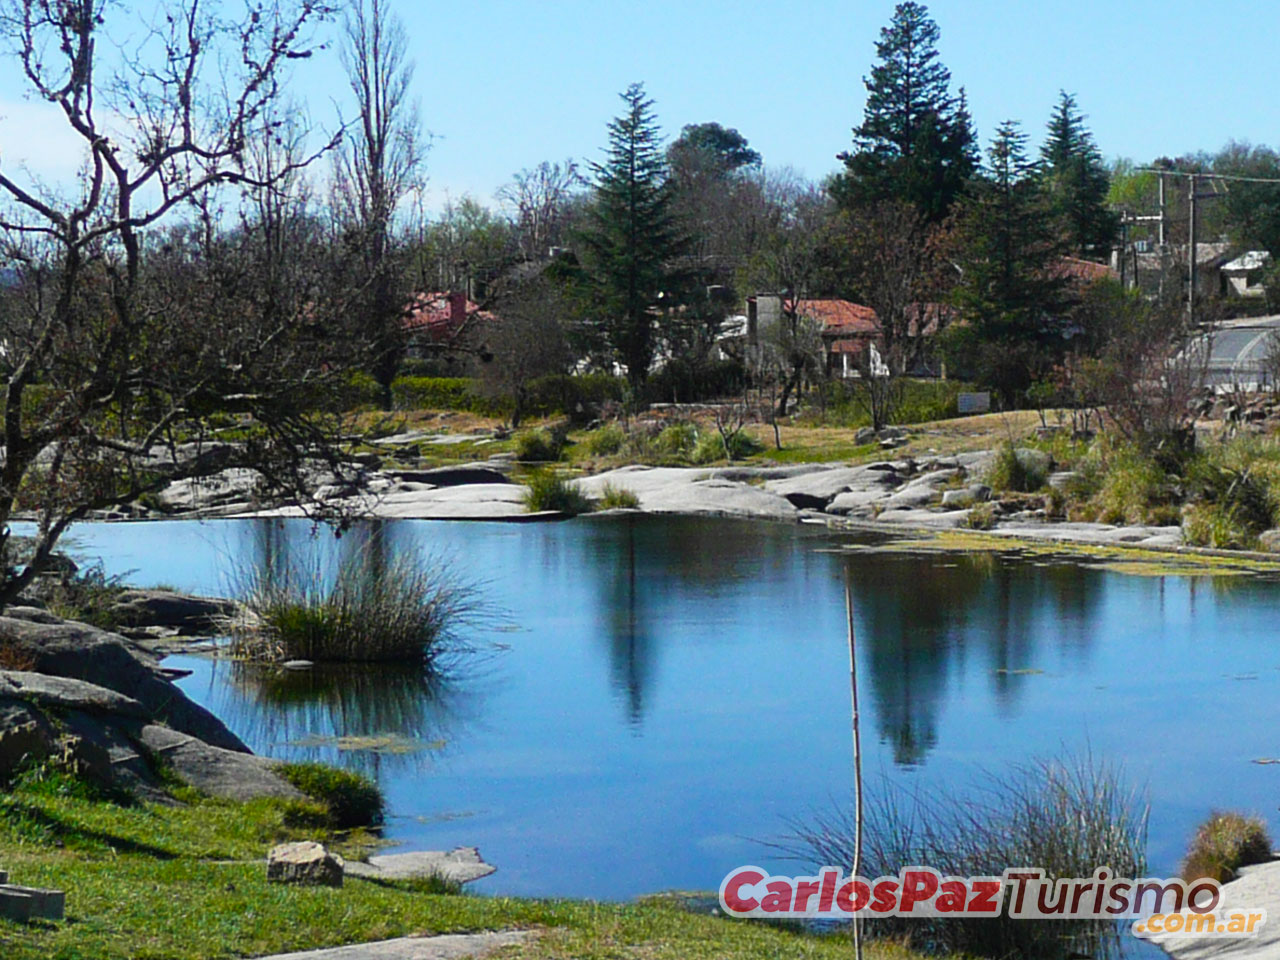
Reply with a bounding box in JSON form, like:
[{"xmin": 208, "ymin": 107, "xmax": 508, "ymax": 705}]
[
  {"xmin": 968, "ymin": 483, "xmax": 993, "ymax": 502},
  {"xmin": 825, "ymin": 490, "xmax": 890, "ymax": 517},
  {"xmin": 941, "ymin": 488, "xmax": 975, "ymax": 508},
  {"xmin": 267, "ymin": 841, "xmax": 345, "ymax": 887},
  {"xmin": 109, "ymin": 589, "xmax": 237, "ymax": 634},
  {"xmin": 855, "ymin": 427, "xmax": 877, "ymax": 445},
  {"xmin": 0, "ymin": 619, "xmax": 248, "ymax": 752},
  {"xmin": 0, "ymin": 670, "xmax": 149, "ymax": 720},
  {"xmin": 0, "ymin": 703, "xmax": 56, "ymax": 778},
  {"xmin": 137, "ymin": 725, "xmax": 303, "ymax": 802},
  {"xmin": 1047, "ymin": 471, "xmax": 1079, "ymax": 491},
  {"xmin": 1258, "ymin": 530, "xmax": 1280, "ymax": 553}
]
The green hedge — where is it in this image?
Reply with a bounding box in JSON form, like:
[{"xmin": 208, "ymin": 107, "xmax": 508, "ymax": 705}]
[{"xmin": 389, "ymin": 374, "xmax": 623, "ymax": 418}]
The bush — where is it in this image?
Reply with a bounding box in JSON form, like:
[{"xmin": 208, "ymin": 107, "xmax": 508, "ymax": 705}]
[
  {"xmin": 985, "ymin": 442, "xmax": 1049, "ymax": 493},
  {"xmin": 522, "ymin": 470, "xmax": 591, "ymax": 515},
  {"xmin": 790, "ymin": 754, "xmax": 1147, "ymax": 960},
  {"xmin": 584, "ymin": 423, "xmax": 625, "ymax": 456},
  {"xmin": 275, "ymin": 762, "xmax": 384, "ymax": 829},
  {"xmin": 654, "ymin": 422, "xmax": 697, "ymax": 458},
  {"xmin": 514, "ymin": 427, "xmax": 564, "ymax": 462},
  {"xmin": 1182, "ymin": 502, "xmax": 1258, "ymax": 549},
  {"xmin": 391, "ymin": 376, "xmax": 504, "ymax": 416},
  {"xmin": 1091, "ymin": 448, "xmax": 1171, "ymax": 525},
  {"xmin": 598, "ymin": 483, "xmax": 640, "ymax": 510},
  {"xmin": 963, "ymin": 502, "xmax": 998, "ymax": 530},
  {"xmin": 41, "ymin": 560, "xmax": 130, "ymax": 629},
  {"xmin": 690, "ymin": 428, "xmax": 763, "ymax": 464},
  {"xmin": 1181, "ymin": 811, "xmax": 1272, "ymax": 884},
  {"xmin": 229, "ymin": 547, "xmax": 482, "ymax": 665}
]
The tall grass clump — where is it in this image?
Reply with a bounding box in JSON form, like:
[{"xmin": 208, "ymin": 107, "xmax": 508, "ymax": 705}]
[
  {"xmin": 275, "ymin": 762, "xmax": 385, "ymax": 829},
  {"xmin": 514, "ymin": 427, "xmax": 564, "ymax": 462},
  {"xmin": 1181, "ymin": 811, "xmax": 1272, "ymax": 884},
  {"xmin": 230, "ymin": 547, "xmax": 483, "ymax": 666},
  {"xmin": 584, "ymin": 422, "xmax": 625, "ymax": 456},
  {"xmin": 654, "ymin": 422, "xmax": 697, "ymax": 458},
  {"xmin": 598, "ymin": 482, "xmax": 640, "ymax": 510},
  {"xmin": 690, "ymin": 428, "xmax": 763, "ymax": 464},
  {"xmin": 522, "ymin": 469, "xmax": 591, "ymax": 515},
  {"xmin": 985, "ymin": 440, "xmax": 1049, "ymax": 493},
  {"xmin": 788, "ymin": 753, "xmax": 1147, "ymax": 960}
]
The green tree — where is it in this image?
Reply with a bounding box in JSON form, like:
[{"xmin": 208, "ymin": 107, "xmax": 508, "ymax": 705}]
[
  {"xmin": 1214, "ymin": 142, "xmax": 1280, "ymax": 257},
  {"xmin": 945, "ymin": 121, "xmax": 1070, "ymax": 404},
  {"xmin": 1039, "ymin": 92, "xmax": 1118, "ymax": 259},
  {"xmin": 831, "ymin": 1, "xmax": 978, "ymax": 223},
  {"xmin": 667, "ymin": 122, "xmax": 761, "ymax": 177},
  {"xmin": 576, "ymin": 83, "xmax": 688, "ymax": 392}
]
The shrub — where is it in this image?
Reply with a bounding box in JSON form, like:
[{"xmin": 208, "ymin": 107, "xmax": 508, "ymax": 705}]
[
  {"xmin": 789, "ymin": 754, "xmax": 1147, "ymax": 960},
  {"xmin": 522, "ymin": 470, "xmax": 591, "ymax": 515},
  {"xmin": 1181, "ymin": 811, "xmax": 1272, "ymax": 884},
  {"xmin": 985, "ymin": 441, "xmax": 1049, "ymax": 493},
  {"xmin": 41, "ymin": 560, "xmax": 131, "ymax": 629},
  {"xmin": 598, "ymin": 483, "xmax": 640, "ymax": 510},
  {"xmin": 963, "ymin": 502, "xmax": 998, "ymax": 530},
  {"xmin": 514, "ymin": 427, "xmax": 564, "ymax": 462},
  {"xmin": 275, "ymin": 762, "xmax": 384, "ymax": 829},
  {"xmin": 691, "ymin": 428, "xmax": 763, "ymax": 464},
  {"xmin": 1091, "ymin": 449, "xmax": 1170, "ymax": 525},
  {"xmin": 1182, "ymin": 502, "xmax": 1258, "ymax": 549},
  {"xmin": 229, "ymin": 547, "xmax": 482, "ymax": 665},
  {"xmin": 654, "ymin": 422, "xmax": 697, "ymax": 458},
  {"xmin": 584, "ymin": 423, "xmax": 625, "ymax": 456}
]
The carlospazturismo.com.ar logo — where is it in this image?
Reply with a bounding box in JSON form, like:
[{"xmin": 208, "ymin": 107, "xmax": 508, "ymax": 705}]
[{"xmin": 718, "ymin": 865, "xmax": 1265, "ymax": 939}]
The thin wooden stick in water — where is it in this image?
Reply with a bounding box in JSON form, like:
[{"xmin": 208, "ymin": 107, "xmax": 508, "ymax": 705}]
[{"xmin": 845, "ymin": 569, "xmax": 864, "ymax": 960}]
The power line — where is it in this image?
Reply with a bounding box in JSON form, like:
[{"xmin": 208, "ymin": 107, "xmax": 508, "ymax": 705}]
[{"xmin": 1136, "ymin": 168, "xmax": 1280, "ymax": 186}]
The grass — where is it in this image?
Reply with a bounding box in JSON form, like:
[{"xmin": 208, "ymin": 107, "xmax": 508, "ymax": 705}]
[
  {"xmin": 522, "ymin": 469, "xmax": 591, "ymax": 515},
  {"xmin": 598, "ymin": 482, "xmax": 640, "ymax": 510},
  {"xmin": 275, "ymin": 762, "xmax": 384, "ymax": 829},
  {"xmin": 584, "ymin": 423, "xmax": 626, "ymax": 456},
  {"xmin": 789, "ymin": 752, "xmax": 1147, "ymax": 960},
  {"xmin": 985, "ymin": 441, "xmax": 1049, "ymax": 493},
  {"xmin": 514, "ymin": 427, "xmax": 565, "ymax": 462},
  {"xmin": 1181, "ymin": 811, "xmax": 1273, "ymax": 884},
  {"xmin": 963, "ymin": 502, "xmax": 998, "ymax": 530},
  {"xmin": 0, "ymin": 770, "xmax": 939, "ymax": 960},
  {"xmin": 229, "ymin": 545, "xmax": 483, "ymax": 665}
]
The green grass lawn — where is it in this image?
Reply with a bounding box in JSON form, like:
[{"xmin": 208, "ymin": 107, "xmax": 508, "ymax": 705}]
[{"xmin": 0, "ymin": 773, "xmax": 931, "ymax": 960}]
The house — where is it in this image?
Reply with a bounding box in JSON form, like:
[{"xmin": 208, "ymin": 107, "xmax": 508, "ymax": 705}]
[
  {"xmin": 401, "ymin": 291, "xmax": 496, "ymax": 357},
  {"xmin": 1222, "ymin": 251, "xmax": 1273, "ymax": 298},
  {"xmin": 1120, "ymin": 242, "xmax": 1235, "ymax": 297}
]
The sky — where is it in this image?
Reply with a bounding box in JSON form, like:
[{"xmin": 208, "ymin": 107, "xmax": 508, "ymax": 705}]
[{"xmin": 1, "ymin": 0, "xmax": 1278, "ymax": 213}]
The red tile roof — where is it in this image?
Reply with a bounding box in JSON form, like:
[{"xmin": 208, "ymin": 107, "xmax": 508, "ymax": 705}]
[
  {"xmin": 402, "ymin": 292, "xmax": 496, "ymax": 339},
  {"xmin": 798, "ymin": 299, "xmax": 879, "ymax": 336},
  {"xmin": 1051, "ymin": 257, "xmax": 1118, "ymax": 284}
]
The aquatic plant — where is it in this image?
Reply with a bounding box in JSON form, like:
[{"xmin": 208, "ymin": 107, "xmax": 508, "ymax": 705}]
[
  {"xmin": 598, "ymin": 483, "xmax": 640, "ymax": 510},
  {"xmin": 229, "ymin": 546, "xmax": 483, "ymax": 666},
  {"xmin": 787, "ymin": 752, "xmax": 1148, "ymax": 960}
]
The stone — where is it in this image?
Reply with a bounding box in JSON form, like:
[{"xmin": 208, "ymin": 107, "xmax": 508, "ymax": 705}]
[
  {"xmin": 345, "ymin": 847, "xmax": 495, "ymax": 885},
  {"xmin": 878, "ymin": 426, "xmax": 909, "ymax": 440},
  {"xmin": 0, "ymin": 619, "xmax": 248, "ymax": 752},
  {"xmin": 0, "ymin": 709, "xmax": 57, "ymax": 778},
  {"xmin": 0, "ymin": 884, "xmax": 65, "ymax": 921},
  {"xmin": 387, "ymin": 465, "xmax": 510, "ymax": 487},
  {"xmin": 282, "ymin": 660, "xmax": 314, "ymax": 671},
  {"xmin": 55, "ymin": 733, "xmax": 113, "ymax": 786},
  {"xmin": 574, "ymin": 467, "xmax": 798, "ymax": 521},
  {"xmin": 267, "ymin": 841, "xmax": 345, "ymax": 887},
  {"xmin": 249, "ymin": 930, "xmax": 532, "ymax": 960},
  {"xmin": 138, "ymin": 725, "xmax": 303, "ymax": 802},
  {"xmin": 967, "ymin": 483, "xmax": 993, "ymax": 502},
  {"xmin": 941, "ymin": 488, "xmax": 975, "ymax": 508},
  {"xmin": 0, "ymin": 670, "xmax": 149, "ymax": 720},
  {"xmin": 1047, "ymin": 471, "xmax": 1078, "ymax": 491},
  {"xmin": 108, "ymin": 589, "xmax": 237, "ymax": 634},
  {"xmin": 854, "ymin": 427, "xmax": 877, "ymax": 445},
  {"xmin": 1258, "ymin": 530, "xmax": 1280, "ymax": 553}
]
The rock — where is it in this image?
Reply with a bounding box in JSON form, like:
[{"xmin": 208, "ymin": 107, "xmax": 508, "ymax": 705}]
[
  {"xmin": 109, "ymin": 589, "xmax": 237, "ymax": 635},
  {"xmin": 1258, "ymin": 530, "xmax": 1280, "ymax": 553},
  {"xmin": 345, "ymin": 846, "xmax": 496, "ymax": 885},
  {"xmin": 855, "ymin": 427, "xmax": 877, "ymax": 445},
  {"xmin": 0, "ymin": 705, "xmax": 57, "ymax": 778},
  {"xmin": 281, "ymin": 660, "xmax": 314, "ymax": 671},
  {"xmin": 875, "ymin": 508, "xmax": 973, "ymax": 529},
  {"xmin": 0, "ymin": 884, "xmax": 65, "ymax": 922},
  {"xmin": 55, "ymin": 732, "xmax": 114, "ymax": 786},
  {"xmin": 941, "ymin": 488, "xmax": 975, "ymax": 508},
  {"xmin": 267, "ymin": 841, "xmax": 345, "ymax": 887},
  {"xmin": 825, "ymin": 490, "xmax": 889, "ymax": 517},
  {"xmin": 967, "ymin": 483, "xmax": 993, "ymax": 502},
  {"xmin": 387, "ymin": 465, "xmax": 510, "ymax": 487},
  {"xmin": 1014, "ymin": 447, "xmax": 1053, "ymax": 476},
  {"xmin": 764, "ymin": 465, "xmax": 898, "ymax": 506},
  {"xmin": 574, "ymin": 467, "xmax": 798, "ymax": 521},
  {"xmin": 137, "ymin": 725, "xmax": 303, "ymax": 802},
  {"xmin": 878, "ymin": 426, "xmax": 909, "ymax": 440},
  {"xmin": 250, "ymin": 931, "xmax": 532, "ymax": 960},
  {"xmin": 1047, "ymin": 471, "xmax": 1078, "ymax": 491},
  {"xmin": 881, "ymin": 468, "xmax": 960, "ymax": 510},
  {"xmin": 0, "ymin": 670, "xmax": 149, "ymax": 720},
  {"xmin": 0, "ymin": 618, "xmax": 248, "ymax": 752},
  {"xmin": 158, "ymin": 467, "xmax": 264, "ymax": 515}
]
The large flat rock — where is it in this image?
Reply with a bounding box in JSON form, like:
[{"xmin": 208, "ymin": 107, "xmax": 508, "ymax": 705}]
[
  {"xmin": 576, "ymin": 466, "xmax": 798, "ymax": 521},
  {"xmin": 346, "ymin": 847, "xmax": 495, "ymax": 884},
  {"xmin": 137, "ymin": 725, "xmax": 303, "ymax": 802},
  {"xmin": 1150, "ymin": 861, "xmax": 1280, "ymax": 959},
  {"xmin": 992, "ymin": 521, "xmax": 1184, "ymax": 548},
  {"xmin": 254, "ymin": 931, "xmax": 531, "ymax": 960}
]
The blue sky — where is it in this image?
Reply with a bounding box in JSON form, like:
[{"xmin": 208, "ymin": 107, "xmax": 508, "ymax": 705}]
[{"xmin": 2, "ymin": 1, "xmax": 1277, "ymax": 211}]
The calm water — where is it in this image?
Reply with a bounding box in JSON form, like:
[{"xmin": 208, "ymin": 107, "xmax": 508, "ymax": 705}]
[{"xmin": 46, "ymin": 516, "xmax": 1280, "ymax": 905}]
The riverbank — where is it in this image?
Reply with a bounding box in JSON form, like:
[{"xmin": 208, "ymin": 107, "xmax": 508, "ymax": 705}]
[{"xmin": 0, "ymin": 770, "xmax": 930, "ymax": 960}]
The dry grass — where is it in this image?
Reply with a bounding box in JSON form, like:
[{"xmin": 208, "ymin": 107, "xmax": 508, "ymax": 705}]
[{"xmin": 1181, "ymin": 811, "xmax": 1273, "ymax": 884}]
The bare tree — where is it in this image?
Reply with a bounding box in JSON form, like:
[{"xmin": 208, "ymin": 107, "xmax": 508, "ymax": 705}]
[
  {"xmin": 0, "ymin": 0, "xmax": 358, "ymax": 605},
  {"xmin": 332, "ymin": 0, "xmax": 425, "ymax": 409},
  {"xmin": 497, "ymin": 160, "xmax": 583, "ymax": 262},
  {"xmin": 477, "ymin": 276, "xmax": 572, "ymax": 428}
]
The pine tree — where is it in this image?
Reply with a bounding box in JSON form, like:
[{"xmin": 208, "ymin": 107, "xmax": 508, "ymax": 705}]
[
  {"xmin": 1039, "ymin": 91, "xmax": 1118, "ymax": 258},
  {"xmin": 577, "ymin": 83, "xmax": 687, "ymax": 391},
  {"xmin": 832, "ymin": 2, "xmax": 978, "ymax": 223},
  {"xmin": 946, "ymin": 121, "xmax": 1070, "ymax": 403}
]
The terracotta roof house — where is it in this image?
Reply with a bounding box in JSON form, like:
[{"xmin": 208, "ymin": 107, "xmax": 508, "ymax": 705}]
[{"xmin": 402, "ymin": 291, "xmax": 497, "ymax": 356}]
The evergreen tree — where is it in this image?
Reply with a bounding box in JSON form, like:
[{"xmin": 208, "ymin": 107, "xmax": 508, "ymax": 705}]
[
  {"xmin": 577, "ymin": 83, "xmax": 687, "ymax": 391},
  {"xmin": 946, "ymin": 121, "xmax": 1070, "ymax": 403},
  {"xmin": 1039, "ymin": 91, "xmax": 1118, "ymax": 258},
  {"xmin": 832, "ymin": 2, "xmax": 978, "ymax": 222}
]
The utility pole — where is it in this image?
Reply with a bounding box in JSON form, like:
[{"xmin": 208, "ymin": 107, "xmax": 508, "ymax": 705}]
[
  {"xmin": 1188, "ymin": 174, "xmax": 1197, "ymax": 325},
  {"xmin": 1158, "ymin": 172, "xmax": 1167, "ymax": 300}
]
